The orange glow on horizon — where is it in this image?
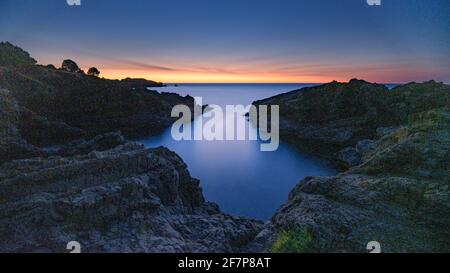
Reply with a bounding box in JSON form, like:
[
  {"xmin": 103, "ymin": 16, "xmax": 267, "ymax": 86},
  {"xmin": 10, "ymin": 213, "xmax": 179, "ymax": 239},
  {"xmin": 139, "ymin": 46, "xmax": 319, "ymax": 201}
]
[
  {"xmin": 65, "ymin": 52, "xmax": 446, "ymax": 84},
  {"xmin": 93, "ymin": 68, "xmax": 350, "ymax": 84},
  {"xmin": 37, "ymin": 52, "xmax": 446, "ymax": 85}
]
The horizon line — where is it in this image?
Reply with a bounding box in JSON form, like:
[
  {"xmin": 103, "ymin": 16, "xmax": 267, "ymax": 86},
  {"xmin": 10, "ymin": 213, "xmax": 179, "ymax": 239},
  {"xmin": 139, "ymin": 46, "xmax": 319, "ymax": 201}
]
[{"xmin": 159, "ymin": 82, "xmax": 405, "ymax": 85}]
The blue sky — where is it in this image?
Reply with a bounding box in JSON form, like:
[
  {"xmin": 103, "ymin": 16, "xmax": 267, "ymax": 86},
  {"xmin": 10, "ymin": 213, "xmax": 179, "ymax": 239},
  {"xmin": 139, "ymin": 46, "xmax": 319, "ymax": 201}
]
[{"xmin": 1, "ymin": 0, "xmax": 449, "ymax": 83}]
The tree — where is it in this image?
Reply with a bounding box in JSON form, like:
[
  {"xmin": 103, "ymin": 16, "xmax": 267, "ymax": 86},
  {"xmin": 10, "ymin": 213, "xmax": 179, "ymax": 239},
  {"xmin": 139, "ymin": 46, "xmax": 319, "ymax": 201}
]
[
  {"xmin": 61, "ymin": 59, "xmax": 80, "ymax": 73},
  {"xmin": 87, "ymin": 67, "xmax": 100, "ymax": 77}
]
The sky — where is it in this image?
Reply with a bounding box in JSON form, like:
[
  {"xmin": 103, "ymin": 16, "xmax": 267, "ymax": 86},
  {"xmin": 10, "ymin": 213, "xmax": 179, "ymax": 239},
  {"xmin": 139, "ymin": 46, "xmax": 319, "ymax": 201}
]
[{"xmin": 0, "ymin": 0, "xmax": 449, "ymax": 83}]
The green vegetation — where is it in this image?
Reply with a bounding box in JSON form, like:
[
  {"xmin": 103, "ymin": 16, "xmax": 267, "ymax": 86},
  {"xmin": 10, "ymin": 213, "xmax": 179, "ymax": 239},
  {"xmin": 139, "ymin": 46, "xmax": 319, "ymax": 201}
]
[
  {"xmin": 61, "ymin": 59, "xmax": 82, "ymax": 73},
  {"xmin": 272, "ymin": 227, "xmax": 314, "ymax": 253},
  {"xmin": 0, "ymin": 42, "xmax": 37, "ymax": 66},
  {"xmin": 87, "ymin": 67, "xmax": 100, "ymax": 77}
]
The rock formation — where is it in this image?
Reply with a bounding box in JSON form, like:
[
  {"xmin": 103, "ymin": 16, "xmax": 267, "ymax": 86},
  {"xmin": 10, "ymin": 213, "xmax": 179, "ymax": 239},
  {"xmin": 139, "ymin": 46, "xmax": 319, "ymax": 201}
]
[
  {"xmin": 0, "ymin": 88, "xmax": 42, "ymax": 164},
  {"xmin": 250, "ymin": 80, "xmax": 450, "ymax": 252},
  {"xmin": 1, "ymin": 43, "xmax": 448, "ymax": 253},
  {"xmin": 0, "ymin": 43, "xmax": 197, "ymax": 146},
  {"xmin": 0, "ymin": 43, "xmax": 261, "ymax": 253},
  {"xmin": 0, "ymin": 140, "xmax": 262, "ymax": 253}
]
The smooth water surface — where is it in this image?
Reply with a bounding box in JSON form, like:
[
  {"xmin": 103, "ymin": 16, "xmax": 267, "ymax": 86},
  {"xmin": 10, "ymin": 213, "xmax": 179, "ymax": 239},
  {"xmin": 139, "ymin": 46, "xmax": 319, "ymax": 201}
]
[{"xmin": 139, "ymin": 84, "xmax": 336, "ymax": 220}]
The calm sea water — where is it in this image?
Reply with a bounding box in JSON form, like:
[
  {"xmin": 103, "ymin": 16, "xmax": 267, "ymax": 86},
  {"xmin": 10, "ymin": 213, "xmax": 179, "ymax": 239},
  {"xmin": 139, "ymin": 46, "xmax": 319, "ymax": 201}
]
[{"xmin": 138, "ymin": 84, "xmax": 336, "ymax": 220}]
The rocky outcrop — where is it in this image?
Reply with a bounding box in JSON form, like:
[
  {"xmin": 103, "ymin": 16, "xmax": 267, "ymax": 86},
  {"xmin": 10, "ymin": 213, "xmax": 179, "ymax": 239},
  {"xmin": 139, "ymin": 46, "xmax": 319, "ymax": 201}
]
[
  {"xmin": 251, "ymin": 80, "xmax": 450, "ymax": 253},
  {"xmin": 121, "ymin": 77, "xmax": 164, "ymax": 89},
  {"xmin": 0, "ymin": 43, "xmax": 262, "ymax": 253},
  {"xmin": 18, "ymin": 107, "xmax": 85, "ymax": 146},
  {"xmin": 0, "ymin": 142, "xmax": 262, "ymax": 253},
  {"xmin": 2, "ymin": 42, "xmax": 448, "ymax": 253},
  {"xmin": 0, "ymin": 43, "xmax": 198, "ymax": 145},
  {"xmin": 253, "ymin": 79, "xmax": 450, "ymax": 166},
  {"xmin": 56, "ymin": 131, "xmax": 126, "ymax": 157},
  {"xmin": 0, "ymin": 88, "xmax": 21, "ymax": 141},
  {"xmin": 0, "ymin": 88, "xmax": 42, "ymax": 164}
]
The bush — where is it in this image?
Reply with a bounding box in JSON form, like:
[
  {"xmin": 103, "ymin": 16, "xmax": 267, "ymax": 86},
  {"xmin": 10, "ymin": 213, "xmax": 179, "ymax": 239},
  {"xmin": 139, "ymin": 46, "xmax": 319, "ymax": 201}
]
[
  {"xmin": 0, "ymin": 42, "xmax": 37, "ymax": 66},
  {"xmin": 61, "ymin": 59, "xmax": 81, "ymax": 73},
  {"xmin": 272, "ymin": 227, "xmax": 314, "ymax": 253},
  {"xmin": 87, "ymin": 67, "xmax": 100, "ymax": 77}
]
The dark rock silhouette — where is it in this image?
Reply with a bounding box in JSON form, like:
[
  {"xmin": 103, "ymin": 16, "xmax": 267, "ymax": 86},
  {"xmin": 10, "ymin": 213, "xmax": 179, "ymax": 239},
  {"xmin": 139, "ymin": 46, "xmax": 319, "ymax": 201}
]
[
  {"xmin": 0, "ymin": 43, "xmax": 197, "ymax": 145},
  {"xmin": 250, "ymin": 80, "xmax": 450, "ymax": 252}
]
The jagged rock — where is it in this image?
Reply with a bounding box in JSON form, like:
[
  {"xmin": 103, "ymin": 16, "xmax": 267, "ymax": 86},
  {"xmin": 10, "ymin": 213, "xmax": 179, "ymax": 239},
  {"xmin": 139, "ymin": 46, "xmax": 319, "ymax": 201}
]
[
  {"xmin": 253, "ymin": 173, "xmax": 449, "ymax": 253},
  {"xmin": 337, "ymin": 140, "xmax": 378, "ymax": 168},
  {"xmin": 0, "ymin": 140, "xmax": 43, "ymax": 164},
  {"xmin": 337, "ymin": 147, "xmax": 361, "ymax": 167},
  {"xmin": 57, "ymin": 131, "xmax": 126, "ymax": 157},
  {"xmin": 253, "ymin": 79, "xmax": 450, "ymax": 162},
  {"xmin": 251, "ymin": 80, "xmax": 450, "ymax": 253},
  {"xmin": 18, "ymin": 107, "xmax": 85, "ymax": 146},
  {"xmin": 376, "ymin": 127, "xmax": 398, "ymax": 138},
  {"xmin": 0, "ymin": 88, "xmax": 20, "ymax": 141},
  {"xmin": 356, "ymin": 139, "xmax": 377, "ymax": 154},
  {"xmin": 0, "ymin": 145, "xmax": 263, "ymax": 253},
  {"xmin": 0, "ymin": 88, "xmax": 42, "ymax": 163}
]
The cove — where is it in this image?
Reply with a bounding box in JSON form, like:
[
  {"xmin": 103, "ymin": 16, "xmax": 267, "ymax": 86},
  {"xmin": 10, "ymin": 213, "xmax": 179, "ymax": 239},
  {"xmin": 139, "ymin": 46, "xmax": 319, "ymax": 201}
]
[
  {"xmin": 171, "ymin": 98, "xmax": 280, "ymax": 151},
  {"xmin": 138, "ymin": 84, "xmax": 336, "ymax": 220}
]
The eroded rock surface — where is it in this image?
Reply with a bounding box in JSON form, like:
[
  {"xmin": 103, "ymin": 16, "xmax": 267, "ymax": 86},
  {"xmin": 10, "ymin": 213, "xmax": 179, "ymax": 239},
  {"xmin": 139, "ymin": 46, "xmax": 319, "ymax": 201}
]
[
  {"xmin": 251, "ymin": 80, "xmax": 450, "ymax": 253},
  {"xmin": 0, "ymin": 143, "xmax": 262, "ymax": 253},
  {"xmin": 0, "ymin": 88, "xmax": 42, "ymax": 163}
]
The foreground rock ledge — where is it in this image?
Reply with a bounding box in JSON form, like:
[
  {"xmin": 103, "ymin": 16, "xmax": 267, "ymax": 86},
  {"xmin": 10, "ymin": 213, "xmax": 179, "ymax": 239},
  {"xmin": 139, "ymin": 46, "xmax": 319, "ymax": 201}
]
[{"xmin": 0, "ymin": 143, "xmax": 262, "ymax": 253}]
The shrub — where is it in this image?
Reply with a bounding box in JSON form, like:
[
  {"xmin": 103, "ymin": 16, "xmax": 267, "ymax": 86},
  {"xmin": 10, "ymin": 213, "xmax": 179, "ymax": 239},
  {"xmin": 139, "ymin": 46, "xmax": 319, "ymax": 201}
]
[
  {"xmin": 87, "ymin": 67, "xmax": 100, "ymax": 77},
  {"xmin": 272, "ymin": 227, "xmax": 314, "ymax": 253},
  {"xmin": 61, "ymin": 59, "xmax": 81, "ymax": 73},
  {"xmin": 0, "ymin": 42, "xmax": 37, "ymax": 66}
]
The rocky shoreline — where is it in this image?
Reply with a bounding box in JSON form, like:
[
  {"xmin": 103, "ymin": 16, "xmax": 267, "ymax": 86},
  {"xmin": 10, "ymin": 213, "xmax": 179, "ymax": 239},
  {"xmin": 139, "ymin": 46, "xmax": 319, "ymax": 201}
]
[
  {"xmin": 0, "ymin": 43, "xmax": 263, "ymax": 253},
  {"xmin": 251, "ymin": 79, "xmax": 450, "ymax": 252},
  {"xmin": 0, "ymin": 137, "xmax": 262, "ymax": 252},
  {"xmin": 1, "ymin": 43, "xmax": 448, "ymax": 253},
  {"xmin": 0, "ymin": 42, "xmax": 198, "ymax": 147}
]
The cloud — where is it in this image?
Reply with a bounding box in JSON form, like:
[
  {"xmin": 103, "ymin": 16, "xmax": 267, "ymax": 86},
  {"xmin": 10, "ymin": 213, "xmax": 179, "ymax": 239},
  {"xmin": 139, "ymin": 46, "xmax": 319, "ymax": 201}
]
[{"xmin": 109, "ymin": 57, "xmax": 174, "ymax": 71}]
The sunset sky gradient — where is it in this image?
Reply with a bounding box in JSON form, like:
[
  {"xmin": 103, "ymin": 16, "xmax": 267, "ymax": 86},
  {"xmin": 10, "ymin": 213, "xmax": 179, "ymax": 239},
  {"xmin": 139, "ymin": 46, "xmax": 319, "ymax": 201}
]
[{"xmin": 1, "ymin": 0, "xmax": 449, "ymax": 83}]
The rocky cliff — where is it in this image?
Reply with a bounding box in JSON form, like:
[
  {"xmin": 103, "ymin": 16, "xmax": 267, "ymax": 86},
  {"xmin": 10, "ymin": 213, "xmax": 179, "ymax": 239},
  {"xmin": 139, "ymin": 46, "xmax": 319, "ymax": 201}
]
[
  {"xmin": 251, "ymin": 80, "xmax": 450, "ymax": 252},
  {"xmin": 0, "ymin": 42, "xmax": 197, "ymax": 146},
  {"xmin": 0, "ymin": 137, "xmax": 262, "ymax": 253},
  {"xmin": 0, "ymin": 43, "xmax": 262, "ymax": 253}
]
